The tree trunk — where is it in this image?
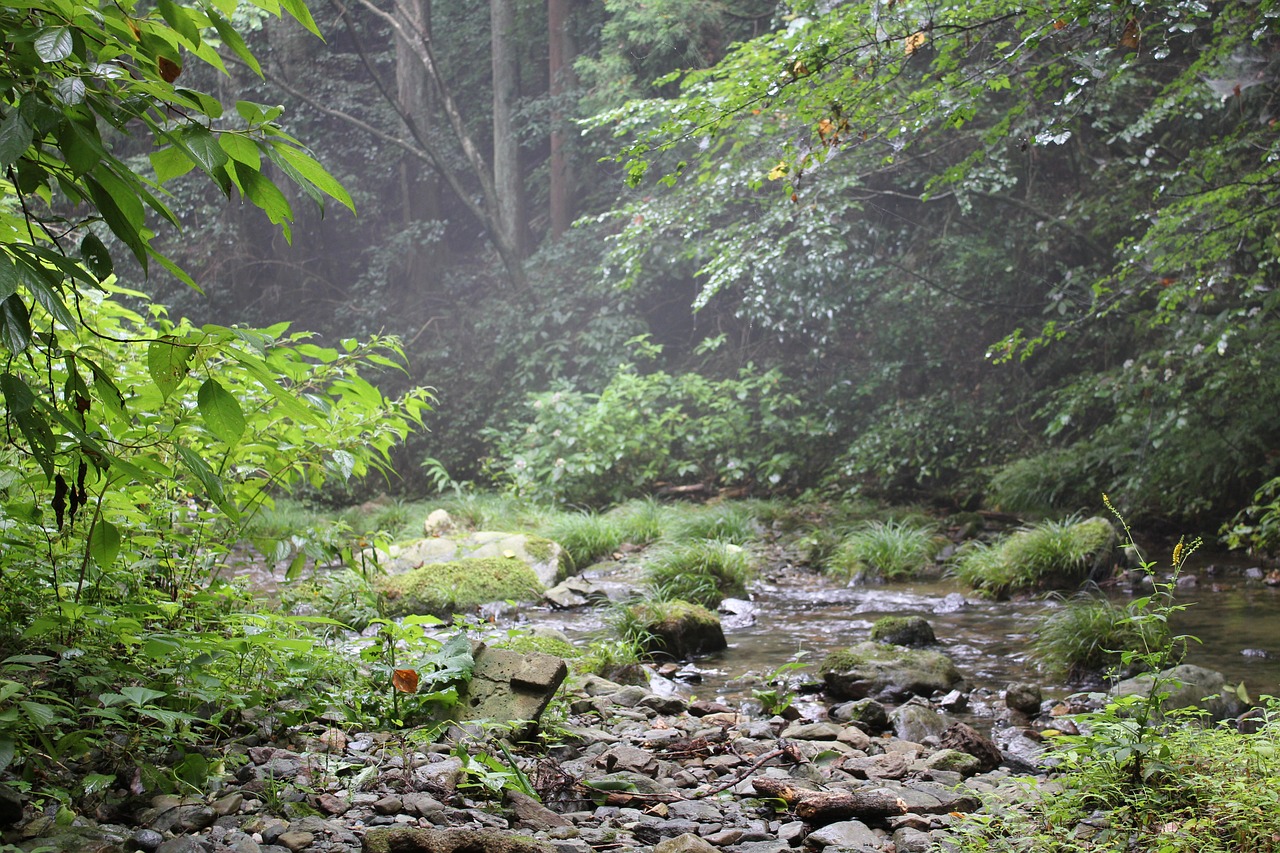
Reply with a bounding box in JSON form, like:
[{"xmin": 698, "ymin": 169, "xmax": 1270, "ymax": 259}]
[
  {"xmin": 491, "ymin": 0, "xmax": 527, "ymax": 259},
  {"xmin": 395, "ymin": 0, "xmax": 444, "ymax": 285},
  {"xmin": 547, "ymin": 0, "xmax": 576, "ymax": 238}
]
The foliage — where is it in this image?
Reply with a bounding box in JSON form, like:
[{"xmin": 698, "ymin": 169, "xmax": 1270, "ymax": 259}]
[
  {"xmin": 1032, "ymin": 594, "xmax": 1172, "ymax": 681},
  {"xmin": 1223, "ymin": 475, "xmax": 1280, "ymax": 556},
  {"xmin": 280, "ymin": 568, "xmax": 383, "ymax": 635},
  {"xmin": 828, "ymin": 520, "xmax": 938, "ymax": 582},
  {"xmin": 952, "ymin": 516, "xmax": 1116, "ymax": 597},
  {"xmin": 486, "ymin": 338, "xmax": 824, "ymax": 505},
  {"xmin": 604, "ymin": 497, "xmax": 673, "ymax": 546},
  {"xmin": 646, "ymin": 539, "xmax": 753, "ymax": 607},
  {"xmin": 666, "ymin": 501, "xmax": 759, "ymax": 544}
]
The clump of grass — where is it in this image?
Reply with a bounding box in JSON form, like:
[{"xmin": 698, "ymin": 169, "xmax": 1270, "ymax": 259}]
[
  {"xmin": 828, "ymin": 520, "xmax": 939, "ymax": 582},
  {"xmin": 1032, "ymin": 594, "xmax": 1172, "ymax": 681},
  {"xmin": 541, "ymin": 510, "xmax": 625, "ymax": 571},
  {"xmin": 645, "ymin": 539, "xmax": 754, "ymax": 607},
  {"xmin": 606, "ymin": 497, "xmax": 672, "ymax": 545},
  {"xmin": 952, "ymin": 516, "xmax": 1116, "ymax": 597},
  {"xmin": 668, "ymin": 502, "xmax": 758, "ymax": 544}
]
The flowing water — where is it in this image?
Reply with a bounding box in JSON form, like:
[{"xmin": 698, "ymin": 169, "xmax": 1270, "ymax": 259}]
[{"xmin": 536, "ymin": 554, "xmax": 1280, "ymax": 708}]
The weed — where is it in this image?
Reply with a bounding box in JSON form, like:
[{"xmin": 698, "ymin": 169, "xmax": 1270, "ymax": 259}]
[
  {"xmin": 645, "ymin": 539, "xmax": 754, "ymax": 606},
  {"xmin": 828, "ymin": 520, "xmax": 938, "ymax": 582},
  {"xmin": 1032, "ymin": 593, "xmax": 1172, "ymax": 681}
]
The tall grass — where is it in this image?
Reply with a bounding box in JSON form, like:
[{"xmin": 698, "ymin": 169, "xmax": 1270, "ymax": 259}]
[
  {"xmin": 1032, "ymin": 594, "xmax": 1172, "ymax": 680},
  {"xmin": 646, "ymin": 539, "xmax": 755, "ymax": 606},
  {"xmin": 953, "ymin": 516, "xmax": 1116, "ymax": 597},
  {"xmin": 828, "ymin": 520, "xmax": 939, "ymax": 582}
]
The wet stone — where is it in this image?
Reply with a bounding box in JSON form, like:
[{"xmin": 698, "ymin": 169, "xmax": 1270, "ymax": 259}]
[
  {"xmin": 802, "ymin": 820, "xmax": 879, "ymax": 850},
  {"xmin": 131, "ymin": 828, "xmax": 165, "ymax": 851},
  {"xmin": 634, "ymin": 818, "xmax": 702, "ymax": 843}
]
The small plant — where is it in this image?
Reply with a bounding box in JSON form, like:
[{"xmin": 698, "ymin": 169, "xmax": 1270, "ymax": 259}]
[
  {"xmin": 952, "ymin": 516, "xmax": 1116, "ymax": 597},
  {"xmin": 751, "ymin": 651, "xmax": 810, "ymax": 717},
  {"xmin": 1032, "ymin": 593, "xmax": 1172, "ymax": 681},
  {"xmin": 828, "ymin": 520, "xmax": 938, "ymax": 582},
  {"xmin": 645, "ymin": 539, "xmax": 754, "ymax": 606}
]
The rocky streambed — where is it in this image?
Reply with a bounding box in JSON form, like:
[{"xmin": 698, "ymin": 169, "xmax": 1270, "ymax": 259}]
[{"xmin": 14, "ymin": 661, "xmax": 1050, "ymax": 853}]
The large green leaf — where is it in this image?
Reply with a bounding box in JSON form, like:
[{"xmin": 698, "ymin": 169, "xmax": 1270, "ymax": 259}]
[
  {"xmin": 80, "ymin": 232, "xmax": 113, "ymax": 280},
  {"xmin": 0, "ymin": 295, "xmax": 32, "ymax": 354},
  {"xmin": 157, "ymin": 0, "xmax": 202, "ymax": 46},
  {"xmin": 197, "ymin": 377, "xmax": 245, "ymax": 444},
  {"xmin": 84, "ymin": 174, "xmax": 147, "ymax": 269},
  {"xmin": 34, "ymin": 27, "xmax": 73, "ymax": 63},
  {"xmin": 89, "ymin": 521, "xmax": 121, "ymax": 569},
  {"xmin": 178, "ymin": 124, "xmax": 230, "ymax": 176},
  {"xmin": 205, "ymin": 7, "xmax": 262, "ymax": 77},
  {"xmin": 234, "ymin": 161, "xmax": 293, "ymax": 232},
  {"xmin": 0, "ymin": 372, "xmax": 54, "ymax": 479},
  {"xmin": 147, "ymin": 336, "xmax": 195, "ymax": 400},
  {"xmin": 0, "ymin": 111, "xmax": 33, "ymax": 170},
  {"xmin": 150, "ymin": 145, "xmax": 196, "ymax": 184},
  {"xmin": 269, "ymin": 142, "xmax": 355, "ymax": 212},
  {"xmin": 0, "ymin": 257, "xmax": 19, "ymax": 302}
]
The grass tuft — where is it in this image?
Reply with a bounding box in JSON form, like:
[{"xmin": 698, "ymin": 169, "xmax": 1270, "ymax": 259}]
[
  {"xmin": 645, "ymin": 539, "xmax": 755, "ymax": 607},
  {"xmin": 952, "ymin": 516, "xmax": 1116, "ymax": 597},
  {"xmin": 828, "ymin": 520, "xmax": 939, "ymax": 582}
]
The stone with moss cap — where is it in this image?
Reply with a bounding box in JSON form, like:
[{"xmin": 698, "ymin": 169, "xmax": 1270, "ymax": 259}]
[
  {"xmin": 373, "ymin": 556, "xmax": 543, "ymax": 618},
  {"xmin": 370, "ymin": 531, "xmax": 570, "ymax": 587},
  {"xmin": 630, "ymin": 600, "xmax": 727, "ymax": 659},
  {"xmin": 870, "ymin": 615, "xmax": 937, "ymax": 647},
  {"xmin": 822, "ymin": 641, "xmax": 964, "ymax": 701}
]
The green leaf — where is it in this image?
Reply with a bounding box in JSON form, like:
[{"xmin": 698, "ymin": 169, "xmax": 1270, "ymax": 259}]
[
  {"xmin": 218, "ymin": 133, "xmax": 260, "ymax": 169},
  {"xmin": 0, "ymin": 257, "xmax": 19, "ymax": 302},
  {"xmin": 157, "ymin": 0, "xmax": 202, "ymax": 46},
  {"xmin": 0, "ymin": 372, "xmax": 54, "ymax": 479},
  {"xmin": 197, "ymin": 378, "xmax": 245, "ymax": 444},
  {"xmin": 89, "ymin": 521, "xmax": 120, "ymax": 568},
  {"xmin": 56, "ymin": 116, "xmax": 106, "ymax": 175},
  {"xmin": 34, "ymin": 28, "xmax": 73, "ymax": 63},
  {"xmin": 206, "ymin": 7, "xmax": 262, "ymax": 77},
  {"xmin": 84, "ymin": 174, "xmax": 147, "ymax": 270},
  {"xmin": 175, "ymin": 443, "xmax": 235, "ymax": 518},
  {"xmin": 81, "ymin": 772, "xmax": 116, "ymax": 796},
  {"xmin": 178, "ymin": 124, "xmax": 230, "ymax": 176},
  {"xmin": 0, "ymin": 739, "xmax": 15, "ymax": 775},
  {"xmin": 19, "ymin": 700, "xmax": 59, "ymax": 729},
  {"xmin": 234, "ymin": 161, "xmax": 294, "ymax": 232},
  {"xmin": 147, "ymin": 336, "xmax": 195, "ymax": 399},
  {"xmin": 269, "ymin": 142, "xmax": 355, "ymax": 212},
  {"xmin": 23, "ymin": 273, "xmax": 76, "ymax": 331},
  {"xmin": 279, "ymin": 0, "xmax": 322, "ymax": 38},
  {"xmin": 80, "ymin": 232, "xmax": 113, "ymax": 280},
  {"xmin": 120, "ymin": 686, "xmax": 167, "ymax": 707},
  {"xmin": 0, "ymin": 112, "xmax": 33, "ymax": 170},
  {"xmin": 150, "ymin": 145, "xmax": 197, "ymax": 184}
]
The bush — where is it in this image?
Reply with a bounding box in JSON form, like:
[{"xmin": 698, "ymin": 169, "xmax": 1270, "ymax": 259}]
[
  {"xmin": 952, "ymin": 516, "xmax": 1116, "ymax": 597},
  {"xmin": 828, "ymin": 520, "xmax": 939, "ymax": 582},
  {"xmin": 1032, "ymin": 595, "xmax": 1171, "ymax": 680},
  {"xmin": 485, "ymin": 338, "xmax": 825, "ymax": 504},
  {"xmin": 646, "ymin": 539, "xmax": 755, "ymax": 606}
]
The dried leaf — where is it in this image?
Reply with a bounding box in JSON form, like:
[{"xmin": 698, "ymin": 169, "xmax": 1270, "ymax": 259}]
[
  {"xmin": 392, "ymin": 668, "xmax": 419, "ymax": 694},
  {"xmin": 904, "ymin": 31, "xmax": 928, "ymax": 56},
  {"xmin": 157, "ymin": 56, "xmax": 182, "ymax": 82},
  {"xmin": 1119, "ymin": 18, "xmax": 1140, "ymax": 50},
  {"xmin": 768, "ymin": 161, "xmax": 789, "ymax": 181}
]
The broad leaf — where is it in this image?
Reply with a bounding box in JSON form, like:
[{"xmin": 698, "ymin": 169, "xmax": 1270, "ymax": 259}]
[
  {"xmin": 197, "ymin": 378, "xmax": 245, "ymax": 444},
  {"xmin": 270, "ymin": 142, "xmax": 355, "ymax": 212},
  {"xmin": 0, "ymin": 296, "xmax": 32, "ymax": 354},
  {"xmin": 34, "ymin": 28, "xmax": 73, "ymax": 63},
  {"xmin": 89, "ymin": 521, "xmax": 121, "ymax": 569},
  {"xmin": 147, "ymin": 336, "xmax": 195, "ymax": 399},
  {"xmin": 80, "ymin": 232, "xmax": 113, "ymax": 280},
  {"xmin": 0, "ymin": 112, "xmax": 33, "ymax": 170}
]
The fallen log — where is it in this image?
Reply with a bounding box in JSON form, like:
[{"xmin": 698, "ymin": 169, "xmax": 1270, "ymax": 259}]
[{"xmin": 750, "ymin": 777, "xmax": 909, "ymax": 824}]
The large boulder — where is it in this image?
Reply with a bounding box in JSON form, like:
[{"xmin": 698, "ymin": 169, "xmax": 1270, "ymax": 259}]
[
  {"xmin": 374, "ymin": 531, "xmax": 568, "ymax": 587},
  {"xmin": 1110, "ymin": 664, "xmax": 1245, "ymax": 721},
  {"xmin": 373, "ymin": 557, "xmax": 543, "ymax": 618},
  {"xmin": 821, "ymin": 642, "xmax": 964, "ymax": 701}
]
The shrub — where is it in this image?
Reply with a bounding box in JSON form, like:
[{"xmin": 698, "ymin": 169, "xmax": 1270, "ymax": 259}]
[
  {"xmin": 485, "ymin": 338, "xmax": 825, "ymax": 504},
  {"xmin": 646, "ymin": 539, "xmax": 755, "ymax": 606},
  {"xmin": 1032, "ymin": 595, "xmax": 1172, "ymax": 680},
  {"xmin": 952, "ymin": 516, "xmax": 1116, "ymax": 597},
  {"xmin": 829, "ymin": 520, "xmax": 939, "ymax": 582}
]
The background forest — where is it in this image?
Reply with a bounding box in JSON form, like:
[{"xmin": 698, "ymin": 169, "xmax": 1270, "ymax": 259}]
[{"xmin": 116, "ymin": 0, "xmax": 1280, "ymax": 535}]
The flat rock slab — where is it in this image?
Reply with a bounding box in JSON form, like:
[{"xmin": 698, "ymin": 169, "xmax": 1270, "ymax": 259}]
[
  {"xmin": 461, "ymin": 643, "xmax": 568, "ymax": 729},
  {"xmin": 363, "ymin": 827, "xmax": 553, "ymax": 853}
]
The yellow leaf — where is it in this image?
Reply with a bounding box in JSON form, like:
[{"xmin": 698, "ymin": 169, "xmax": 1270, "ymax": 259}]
[
  {"xmin": 503, "ymin": 549, "xmax": 517, "ymax": 559},
  {"xmin": 392, "ymin": 668, "xmax": 419, "ymax": 694},
  {"xmin": 768, "ymin": 161, "xmax": 789, "ymax": 181},
  {"xmin": 904, "ymin": 31, "xmax": 928, "ymax": 55}
]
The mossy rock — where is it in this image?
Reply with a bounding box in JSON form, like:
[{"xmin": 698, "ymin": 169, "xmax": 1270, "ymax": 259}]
[
  {"xmin": 631, "ymin": 600, "xmax": 727, "ymax": 659},
  {"xmin": 372, "ymin": 532, "xmax": 570, "ymax": 587},
  {"xmin": 374, "ymin": 557, "xmax": 543, "ymax": 618},
  {"xmin": 822, "ymin": 641, "xmax": 963, "ymax": 700},
  {"xmin": 364, "ymin": 827, "xmax": 552, "ymax": 853},
  {"xmin": 870, "ymin": 615, "xmax": 936, "ymax": 647}
]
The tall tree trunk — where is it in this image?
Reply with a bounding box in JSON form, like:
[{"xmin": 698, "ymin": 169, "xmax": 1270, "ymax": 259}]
[
  {"xmin": 395, "ymin": 0, "xmax": 444, "ymax": 286},
  {"xmin": 547, "ymin": 0, "xmax": 576, "ymax": 238},
  {"xmin": 491, "ymin": 0, "xmax": 527, "ymax": 259}
]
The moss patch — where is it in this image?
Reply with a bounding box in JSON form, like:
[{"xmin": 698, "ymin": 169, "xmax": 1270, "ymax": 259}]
[{"xmin": 374, "ymin": 557, "xmax": 543, "ymax": 618}]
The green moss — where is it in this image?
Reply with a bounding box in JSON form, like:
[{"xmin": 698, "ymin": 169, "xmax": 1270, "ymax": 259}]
[
  {"xmin": 374, "ymin": 557, "xmax": 543, "ymax": 618},
  {"xmin": 869, "ymin": 615, "xmax": 936, "ymax": 646},
  {"xmin": 524, "ymin": 535, "xmax": 555, "ymax": 564},
  {"xmin": 632, "ymin": 599, "xmax": 720, "ymax": 631},
  {"xmin": 496, "ymin": 634, "xmax": 581, "ymax": 659}
]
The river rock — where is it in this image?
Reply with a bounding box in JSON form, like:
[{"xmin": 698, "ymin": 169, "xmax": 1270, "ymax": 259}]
[
  {"xmin": 938, "ymin": 722, "xmax": 1004, "ymax": 772},
  {"xmin": 829, "ymin": 699, "xmax": 890, "ymax": 732},
  {"xmin": 364, "ymin": 827, "xmax": 553, "ymax": 853},
  {"xmin": 821, "ymin": 643, "xmax": 963, "ymax": 701},
  {"xmin": 459, "ymin": 643, "xmax": 568, "ymax": 733},
  {"xmin": 890, "ymin": 701, "xmax": 949, "ymax": 743},
  {"xmin": 654, "ymin": 833, "xmax": 718, "ymax": 853},
  {"xmin": 630, "ymin": 601, "xmax": 727, "ymax": 659},
  {"xmin": 1110, "ymin": 664, "xmax": 1245, "ymax": 721},
  {"xmin": 869, "ymin": 616, "xmax": 936, "ymax": 647},
  {"xmin": 802, "ymin": 819, "xmax": 880, "ymax": 849},
  {"xmin": 424, "ymin": 509, "xmax": 457, "ymax": 537},
  {"xmin": 1004, "ymin": 682, "xmax": 1042, "ymax": 716}
]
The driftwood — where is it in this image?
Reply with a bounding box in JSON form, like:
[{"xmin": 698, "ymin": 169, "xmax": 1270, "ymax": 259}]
[{"xmin": 750, "ymin": 777, "xmax": 909, "ymax": 824}]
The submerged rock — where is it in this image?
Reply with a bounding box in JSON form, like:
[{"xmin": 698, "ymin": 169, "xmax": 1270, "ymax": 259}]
[{"xmin": 630, "ymin": 600, "xmax": 727, "ymax": 659}]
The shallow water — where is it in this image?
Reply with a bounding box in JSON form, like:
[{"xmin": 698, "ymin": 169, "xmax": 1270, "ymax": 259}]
[{"xmin": 536, "ymin": 554, "xmax": 1280, "ymax": 707}]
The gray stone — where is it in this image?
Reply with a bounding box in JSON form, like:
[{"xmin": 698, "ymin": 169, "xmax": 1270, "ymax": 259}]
[
  {"xmin": 362, "ymin": 827, "xmax": 553, "ymax": 853},
  {"xmin": 423, "ymin": 509, "xmax": 457, "ymax": 537},
  {"xmin": 460, "ymin": 643, "xmax": 569, "ymax": 731},
  {"xmin": 131, "ymin": 828, "xmax": 165, "ymax": 851},
  {"xmin": 890, "ymin": 702, "xmax": 948, "ymax": 743},
  {"xmin": 155, "ymin": 838, "xmax": 204, "ymax": 853},
  {"xmin": 666, "ymin": 800, "xmax": 723, "ymax": 823},
  {"xmin": 803, "ymin": 820, "xmax": 879, "ymax": 850},
  {"xmin": 892, "ymin": 827, "xmax": 934, "ymax": 853},
  {"xmin": 634, "ymin": 819, "xmax": 703, "ymax": 843},
  {"xmin": 780, "ymin": 722, "xmax": 842, "ymax": 741},
  {"xmin": 507, "ymin": 790, "xmax": 572, "ymax": 829},
  {"xmin": 1110, "ymin": 664, "xmax": 1245, "ymax": 721},
  {"xmin": 654, "ymin": 833, "xmax": 719, "ymax": 853},
  {"xmin": 276, "ymin": 831, "xmax": 314, "ymax": 852},
  {"xmin": 373, "ymin": 796, "xmax": 404, "ymax": 815},
  {"xmin": 828, "ymin": 700, "xmax": 889, "ymax": 732},
  {"xmin": 921, "ymin": 749, "xmax": 981, "ymax": 776},
  {"xmin": 1004, "ymin": 683, "xmax": 1042, "ymax": 716},
  {"xmin": 822, "ymin": 643, "xmax": 963, "ymax": 701}
]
